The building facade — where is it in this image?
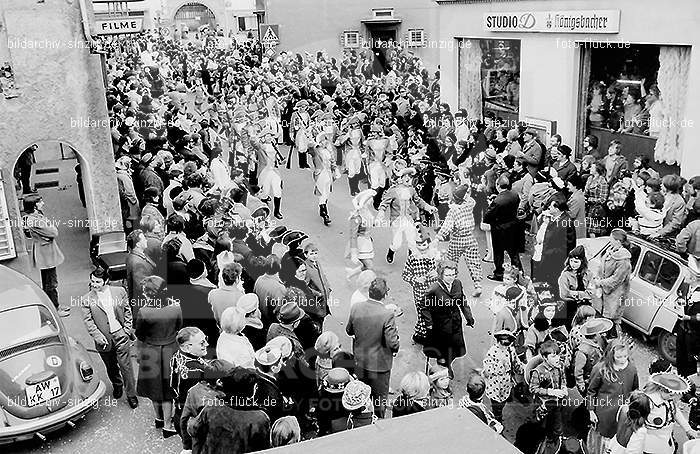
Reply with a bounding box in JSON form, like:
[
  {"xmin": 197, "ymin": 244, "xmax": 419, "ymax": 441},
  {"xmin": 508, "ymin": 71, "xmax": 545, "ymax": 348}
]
[
  {"xmin": 262, "ymin": 0, "xmax": 440, "ymax": 70},
  {"xmin": 437, "ymin": 0, "xmax": 699, "ymax": 177},
  {"xmin": 161, "ymin": 0, "xmax": 256, "ymax": 38},
  {"xmin": 0, "ymin": 0, "xmax": 121, "ymax": 273}
]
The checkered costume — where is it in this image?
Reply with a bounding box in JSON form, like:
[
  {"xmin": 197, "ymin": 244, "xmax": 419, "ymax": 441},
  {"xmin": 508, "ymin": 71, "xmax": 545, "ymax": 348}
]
[
  {"xmin": 403, "ymin": 251, "xmax": 439, "ymax": 343},
  {"xmin": 436, "ymin": 196, "xmax": 483, "ymax": 290}
]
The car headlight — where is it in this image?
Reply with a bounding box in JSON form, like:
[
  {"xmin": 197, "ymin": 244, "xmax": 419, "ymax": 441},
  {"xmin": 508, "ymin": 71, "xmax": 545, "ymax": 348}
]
[{"xmin": 79, "ymin": 361, "xmax": 93, "ymax": 382}]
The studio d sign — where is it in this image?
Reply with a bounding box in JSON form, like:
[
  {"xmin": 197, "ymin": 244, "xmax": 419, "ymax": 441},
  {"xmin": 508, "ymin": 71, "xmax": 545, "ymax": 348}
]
[{"xmin": 484, "ymin": 10, "xmax": 620, "ymax": 34}]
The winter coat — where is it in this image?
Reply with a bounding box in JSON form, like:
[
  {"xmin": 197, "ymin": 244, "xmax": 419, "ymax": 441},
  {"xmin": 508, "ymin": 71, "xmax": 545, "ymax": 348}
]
[
  {"xmin": 558, "ymin": 268, "xmax": 592, "ymax": 304},
  {"xmin": 598, "ymin": 246, "xmax": 632, "ymax": 321},
  {"xmin": 568, "ymin": 190, "xmax": 587, "ymax": 239},
  {"xmin": 189, "ymin": 404, "xmax": 270, "ymax": 454},
  {"xmin": 677, "ymin": 219, "xmax": 700, "ymax": 258},
  {"xmin": 26, "ymin": 211, "xmax": 64, "ymax": 270},
  {"xmin": 421, "ymin": 280, "xmax": 474, "ymax": 364}
]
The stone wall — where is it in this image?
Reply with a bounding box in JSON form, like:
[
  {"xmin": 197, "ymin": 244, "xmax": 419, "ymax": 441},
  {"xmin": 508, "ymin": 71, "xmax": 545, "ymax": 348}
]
[{"xmin": 0, "ymin": 0, "xmax": 120, "ymax": 273}]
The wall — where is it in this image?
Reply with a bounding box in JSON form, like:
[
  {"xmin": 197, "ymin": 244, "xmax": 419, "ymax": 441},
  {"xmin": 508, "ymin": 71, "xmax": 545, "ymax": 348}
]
[
  {"xmin": 0, "ymin": 0, "xmax": 121, "ymax": 273},
  {"xmin": 265, "ymin": 0, "xmax": 440, "ymax": 70},
  {"xmin": 438, "ymin": 0, "xmax": 700, "ymax": 177}
]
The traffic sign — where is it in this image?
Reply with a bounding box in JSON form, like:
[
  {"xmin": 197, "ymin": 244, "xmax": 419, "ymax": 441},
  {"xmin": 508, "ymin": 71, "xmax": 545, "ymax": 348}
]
[{"xmin": 260, "ymin": 24, "xmax": 280, "ymax": 45}]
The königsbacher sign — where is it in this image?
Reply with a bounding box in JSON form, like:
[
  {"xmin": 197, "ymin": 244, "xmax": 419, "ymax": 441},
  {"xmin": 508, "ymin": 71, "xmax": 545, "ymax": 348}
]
[{"xmin": 483, "ymin": 10, "xmax": 620, "ymax": 34}]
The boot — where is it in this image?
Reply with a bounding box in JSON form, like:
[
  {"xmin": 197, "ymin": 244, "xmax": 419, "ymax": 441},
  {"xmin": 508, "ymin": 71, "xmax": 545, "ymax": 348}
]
[
  {"xmin": 273, "ymin": 197, "xmax": 283, "ymax": 219},
  {"xmin": 386, "ymin": 248, "xmax": 395, "ymax": 264},
  {"xmin": 320, "ymin": 204, "xmax": 331, "ymax": 226}
]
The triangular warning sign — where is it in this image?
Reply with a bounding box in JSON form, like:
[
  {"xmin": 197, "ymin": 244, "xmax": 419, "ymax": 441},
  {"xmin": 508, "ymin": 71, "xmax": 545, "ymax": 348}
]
[{"xmin": 262, "ymin": 26, "xmax": 278, "ymax": 43}]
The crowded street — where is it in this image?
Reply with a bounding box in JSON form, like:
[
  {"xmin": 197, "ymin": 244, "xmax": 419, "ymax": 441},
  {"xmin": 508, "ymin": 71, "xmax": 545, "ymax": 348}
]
[{"xmin": 3, "ymin": 1, "xmax": 700, "ymax": 454}]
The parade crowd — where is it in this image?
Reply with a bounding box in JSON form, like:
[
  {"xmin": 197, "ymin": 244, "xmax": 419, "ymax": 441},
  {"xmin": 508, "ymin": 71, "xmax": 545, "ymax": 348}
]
[{"xmin": 32, "ymin": 28, "xmax": 700, "ymax": 454}]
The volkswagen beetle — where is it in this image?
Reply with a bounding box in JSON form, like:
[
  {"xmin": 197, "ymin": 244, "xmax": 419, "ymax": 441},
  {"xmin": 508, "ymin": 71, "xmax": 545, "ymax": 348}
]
[{"xmin": 0, "ymin": 265, "xmax": 105, "ymax": 444}]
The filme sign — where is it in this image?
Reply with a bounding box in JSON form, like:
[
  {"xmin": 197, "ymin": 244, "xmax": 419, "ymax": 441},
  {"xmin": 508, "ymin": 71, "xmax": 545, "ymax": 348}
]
[
  {"xmin": 483, "ymin": 10, "xmax": 620, "ymax": 34},
  {"xmin": 94, "ymin": 18, "xmax": 144, "ymax": 35}
]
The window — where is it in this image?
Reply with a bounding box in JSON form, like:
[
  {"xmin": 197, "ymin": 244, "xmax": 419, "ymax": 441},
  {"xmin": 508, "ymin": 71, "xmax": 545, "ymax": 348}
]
[
  {"xmin": 638, "ymin": 251, "xmax": 680, "ymax": 292},
  {"xmin": 0, "ymin": 305, "xmax": 59, "ymax": 350},
  {"xmin": 238, "ymin": 17, "xmax": 247, "ymax": 31},
  {"xmin": 407, "ymin": 29, "xmax": 425, "ymax": 47},
  {"xmin": 343, "ymin": 31, "xmax": 360, "ymax": 49},
  {"xmin": 372, "ymin": 8, "xmax": 394, "ymax": 19},
  {"xmin": 629, "ymin": 243, "xmax": 641, "ymax": 269}
]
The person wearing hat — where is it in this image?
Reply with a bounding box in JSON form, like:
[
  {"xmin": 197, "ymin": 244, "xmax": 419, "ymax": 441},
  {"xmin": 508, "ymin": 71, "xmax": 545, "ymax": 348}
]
[
  {"xmin": 524, "ymin": 300, "xmax": 560, "ymax": 362},
  {"xmin": 23, "ymin": 193, "xmax": 66, "ymax": 313},
  {"xmin": 402, "ymin": 224, "xmax": 440, "ymax": 342},
  {"xmin": 254, "ymin": 124, "xmax": 285, "ymax": 219},
  {"xmin": 317, "ymin": 367, "xmax": 352, "ymax": 435},
  {"xmin": 266, "ymin": 300, "xmax": 305, "ymax": 359},
  {"xmin": 253, "ymin": 345, "xmax": 287, "ymax": 422},
  {"xmin": 342, "ymin": 380, "xmax": 376, "ymax": 429},
  {"xmin": 573, "ymin": 318, "xmax": 612, "ymax": 395},
  {"xmin": 336, "ymin": 115, "xmax": 365, "ymax": 196},
  {"xmin": 136, "ymin": 153, "xmax": 164, "ymax": 204},
  {"xmin": 346, "ymin": 189, "xmax": 377, "ymax": 279},
  {"xmin": 491, "ymin": 283, "xmax": 529, "ymax": 338},
  {"xmin": 236, "ymin": 293, "xmax": 266, "ymax": 350},
  {"xmin": 365, "ymin": 123, "xmax": 390, "ymax": 204},
  {"xmin": 377, "ymin": 167, "xmax": 438, "ymax": 264},
  {"xmin": 289, "ymin": 99, "xmax": 311, "ymax": 169},
  {"xmin": 428, "ymin": 364, "xmax": 454, "ymax": 408},
  {"xmin": 642, "ymin": 372, "xmax": 699, "ymax": 453},
  {"xmin": 307, "ymin": 135, "xmax": 337, "ymax": 226},
  {"xmin": 189, "ymin": 367, "xmax": 272, "ymax": 454},
  {"xmin": 482, "ymin": 330, "xmax": 524, "ymax": 422},
  {"xmin": 435, "ymin": 184, "xmax": 484, "ymax": 297},
  {"xmin": 517, "ymin": 128, "xmax": 545, "ymax": 177}
]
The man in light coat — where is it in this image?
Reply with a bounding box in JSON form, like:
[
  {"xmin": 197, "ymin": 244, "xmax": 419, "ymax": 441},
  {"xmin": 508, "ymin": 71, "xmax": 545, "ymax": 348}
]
[
  {"xmin": 346, "ymin": 277, "xmax": 400, "ymax": 418},
  {"xmin": 80, "ymin": 267, "xmax": 138, "ymax": 408},
  {"xmin": 24, "ymin": 194, "xmax": 66, "ymax": 314}
]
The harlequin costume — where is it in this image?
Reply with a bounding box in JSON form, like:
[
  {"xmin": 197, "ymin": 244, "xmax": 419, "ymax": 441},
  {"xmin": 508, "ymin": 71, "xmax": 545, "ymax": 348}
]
[
  {"xmin": 483, "ymin": 330, "xmax": 524, "ymax": 422},
  {"xmin": 402, "ymin": 226, "xmax": 440, "ymax": 343},
  {"xmin": 435, "ymin": 185, "xmax": 483, "ymax": 296}
]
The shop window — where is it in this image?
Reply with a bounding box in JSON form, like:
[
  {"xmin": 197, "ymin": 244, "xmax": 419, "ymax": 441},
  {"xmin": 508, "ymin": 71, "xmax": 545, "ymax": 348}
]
[
  {"xmin": 638, "ymin": 251, "xmax": 679, "ymax": 292},
  {"xmin": 407, "ymin": 29, "xmax": 425, "ymax": 47},
  {"xmin": 343, "ymin": 31, "xmax": 360, "ymax": 49},
  {"xmin": 458, "ymin": 38, "xmax": 520, "ymax": 122},
  {"xmin": 580, "ymin": 44, "xmax": 690, "ymax": 167}
]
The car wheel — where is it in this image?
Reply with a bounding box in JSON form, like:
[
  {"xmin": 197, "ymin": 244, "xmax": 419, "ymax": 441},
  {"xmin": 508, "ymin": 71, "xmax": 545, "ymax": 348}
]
[{"xmin": 657, "ymin": 330, "xmax": 677, "ymax": 365}]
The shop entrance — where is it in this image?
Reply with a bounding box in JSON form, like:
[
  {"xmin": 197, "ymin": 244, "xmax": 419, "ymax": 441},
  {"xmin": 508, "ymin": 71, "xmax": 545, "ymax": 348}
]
[
  {"xmin": 367, "ymin": 27, "xmax": 397, "ymax": 75},
  {"xmin": 174, "ymin": 2, "xmax": 217, "ymax": 33}
]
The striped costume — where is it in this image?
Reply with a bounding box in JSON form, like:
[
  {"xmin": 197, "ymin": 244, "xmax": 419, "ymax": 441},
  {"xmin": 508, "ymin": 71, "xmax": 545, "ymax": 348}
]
[{"xmin": 436, "ymin": 196, "xmax": 483, "ymax": 290}]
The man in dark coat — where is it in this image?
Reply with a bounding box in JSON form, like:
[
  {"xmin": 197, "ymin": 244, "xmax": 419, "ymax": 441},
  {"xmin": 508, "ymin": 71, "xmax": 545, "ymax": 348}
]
[
  {"xmin": 189, "ymin": 368, "xmax": 271, "ymax": 454},
  {"xmin": 346, "ymin": 277, "xmax": 400, "ymax": 418},
  {"xmin": 518, "ymin": 128, "xmax": 544, "ymax": 177},
  {"xmin": 126, "ymin": 229, "xmax": 156, "ymax": 312},
  {"xmin": 177, "ymin": 259, "xmax": 219, "ymax": 355},
  {"xmin": 483, "ymin": 175, "xmax": 523, "ymax": 281}
]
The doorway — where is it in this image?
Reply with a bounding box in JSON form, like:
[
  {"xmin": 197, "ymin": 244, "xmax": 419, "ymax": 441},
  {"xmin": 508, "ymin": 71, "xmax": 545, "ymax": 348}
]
[{"xmin": 368, "ymin": 27, "xmax": 397, "ymax": 75}]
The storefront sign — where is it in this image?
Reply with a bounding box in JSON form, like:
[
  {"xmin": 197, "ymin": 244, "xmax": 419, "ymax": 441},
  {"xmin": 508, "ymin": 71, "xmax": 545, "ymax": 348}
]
[
  {"xmin": 483, "ymin": 10, "xmax": 620, "ymax": 34},
  {"xmin": 94, "ymin": 18, "xmax": 144, "ymax": 36}
]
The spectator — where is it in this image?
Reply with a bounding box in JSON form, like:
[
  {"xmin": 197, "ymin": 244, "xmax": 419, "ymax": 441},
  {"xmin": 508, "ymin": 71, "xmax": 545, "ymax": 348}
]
[
  {"xmin": 391, "ymin": 372, "xmax": 430, "ymax": 418},
  {"xmin": 558, "ymin": 246, "xmax": 593, "ymax": 327},
  {"xmin": 602, "ymin": 140, "xmax": 628, "ymax": 186},
  {"xmin": 209, "ymin": 262, "xmax": 244, "ymax": 324},
  {"xmin": 342, "ymin": 380, "xmax": 376, "ymax": 429},
  {"xmin": 254, "ymin": 254, "xmax": 287, "ymax": 328},
  {"xmin": 216, "ymin": 307, "xmax": 255, "ymax": 368},
  {"xmin": 594, "ymin": 229, "xmax": 632, "ymax": 338},
  {"xmin": 567, "ymin": 173, "xmax": 587, "ymax": 239},
  {"xmin": 458, "ymin": 372, "xmax": 503, "ymax": 433},
  {"xmin": 551, "ymin": 145, "xmax": 577, "ymax": 182},
  {"xmin": 270, "ymin": 416, "xmax": 301, "ymax": 447},
  {"xmin": 651, "ymin": 174, "xmax": 688, "ymax": 239}
]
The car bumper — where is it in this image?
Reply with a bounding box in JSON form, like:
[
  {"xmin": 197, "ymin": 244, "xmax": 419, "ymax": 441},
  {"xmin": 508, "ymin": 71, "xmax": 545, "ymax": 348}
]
[{"xmin": 0, "ymin": 380, "xmax": 106, "ymax": 444}]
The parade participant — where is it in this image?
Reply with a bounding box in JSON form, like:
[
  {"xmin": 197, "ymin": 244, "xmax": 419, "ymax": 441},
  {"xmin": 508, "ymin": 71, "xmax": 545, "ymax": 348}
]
[
  {"xmin": 402, "ymin": 226, "xmax": 440, "ymax": 343},
  {"xmin": 308, "ymin": 132, "xmax": 338, "ymax": 226},
  {"xmin": 525, "ymin": 300, "xmax": 559, "ymax": 362},
  {"xmin": 529, "ymin": 340, "xmax": 567, "ymax": 454},
  {"xmin": 568, "ymin": 304, "xmax": 597, "ymax": 353},
  {"xmin": 435, "ymin": 184, "xmax": 484, "ymax": 297},
  {"xmin": 483, "ymin": 330, "xmax": 524, "ymax": 422},
  {"xmin": 24, "ymin": 193, "xmax": 66, "ymax": 313},
  {"xmin": 491, "ymin": 284, "xmax": 529, "ymax": 337},
  {"xmin": 377, "ymin": 167, "xmax": 438, "ymax": 264},
  {"xmin": 365, "ymin": 123, "xmax": 390, "ymax": 207},
  {"xmin": 607, "ymin": 391, "xmax": 651, "ymax": 454},
  {"xmin": 422, "ymin": 260, "xmax": 475, "ymax": 373},
  {"xmin": 586, "ymin": 340, "xmax": 640, "ymax": 454},
  {"xmin": 337, "ymin": 115, "xmax": 365, "ymax": 196},
  {"xmin": 289, "ymin": 99, "xmax": 311, "ymax": 169},
  {"xmin": 80, "ymin": 267, "xmax": 138, "ymax": 409},
  {"xmin": 642, "ymin": 372, "xmax": 699, "ymax": 454},
  {"xmin": 347, "ymin": 189, "xmax": 377, "ymax": 279},
  {"xmin": 255, "ymin": 127, "xmax": 284, "ymax": 219},
  {"xmin": 573, "ymin": 318, "xmax": 612, "ymax": 396}
]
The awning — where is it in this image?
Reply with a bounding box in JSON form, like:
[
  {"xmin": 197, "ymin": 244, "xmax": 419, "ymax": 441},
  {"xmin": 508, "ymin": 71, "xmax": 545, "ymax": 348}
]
[{"xmin": 360, "ymin": 19, "xmax": 402, "ymax": 25}]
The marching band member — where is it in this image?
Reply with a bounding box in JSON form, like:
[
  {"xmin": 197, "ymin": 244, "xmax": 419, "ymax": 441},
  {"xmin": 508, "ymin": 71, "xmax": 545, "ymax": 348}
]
[
  {"xmin": 365, "ymin": 123, "xmax": 390, "ymax": 209},
  {"xmin": 289, "ymin": 99, "xmax": 311, "ymax": 169},
  {"xmin": 337, "ymin": 115, "xmax": 365, "ymax": 196},
  {"xmin": 308, "ymin": 132, "xmax": 338, "ymax": 226},
  {"xmin": 254, "ymin": 127, "xmax": 284, "ymax": 220},
  {"xmin": 346, "ymin": 189, "xmax": 377, "ymax": 279}
]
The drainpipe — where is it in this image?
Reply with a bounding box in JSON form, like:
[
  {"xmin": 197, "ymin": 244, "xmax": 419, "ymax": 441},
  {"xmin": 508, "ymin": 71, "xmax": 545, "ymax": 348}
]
[{"xmin": 77, "ymin": 0, "xmax": 100, "ymax": 52}]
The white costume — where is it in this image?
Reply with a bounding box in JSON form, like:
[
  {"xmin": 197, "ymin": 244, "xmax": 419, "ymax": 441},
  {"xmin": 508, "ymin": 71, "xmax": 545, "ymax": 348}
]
[{"xmin": 257, "ymin": 142, "xmax": 282, "ymax": 199}]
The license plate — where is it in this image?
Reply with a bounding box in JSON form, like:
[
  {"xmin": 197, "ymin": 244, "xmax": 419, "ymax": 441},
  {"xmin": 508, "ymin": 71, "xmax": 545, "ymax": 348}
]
[{"xmin": 25, "ymin": 377, "xmax": 61, "ymax": 407}]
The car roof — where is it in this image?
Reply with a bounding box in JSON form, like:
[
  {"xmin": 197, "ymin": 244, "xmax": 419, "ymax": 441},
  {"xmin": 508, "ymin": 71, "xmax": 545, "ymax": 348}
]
[
  {"xmin": 0, "ymin": 265, "xmax": 53, "ymax": 311},
  {"xmin": 628, "ymin": 233, "xmax": 686, "ymax": 265}
]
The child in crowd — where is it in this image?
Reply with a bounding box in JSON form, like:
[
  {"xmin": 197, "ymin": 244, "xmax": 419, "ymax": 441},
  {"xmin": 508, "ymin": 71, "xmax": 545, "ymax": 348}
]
[
  {"xmin": 458, "ymin": 373, "xmax": 503, "ymax": 434},
  {"xmin": 529, "ymin": 340, "xmax": 567, "ymax": 452},
  {"xmin": 483, "ymin": 330, "xmax": 524, "ymax": 422},
  {"xmin": 314, "ymin": 331, "xmax": 341, "ymax": 387},
  {"xmin": 631, "ymin": 178, "xmax": 666, "ymax": 236},
  {"xmin": 683, "ymin": 357, "xmax": 700, "ymax": 431},
  {"xmin": 428, "ymin": 365, "xmax": 454, "ymax": 408}
]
